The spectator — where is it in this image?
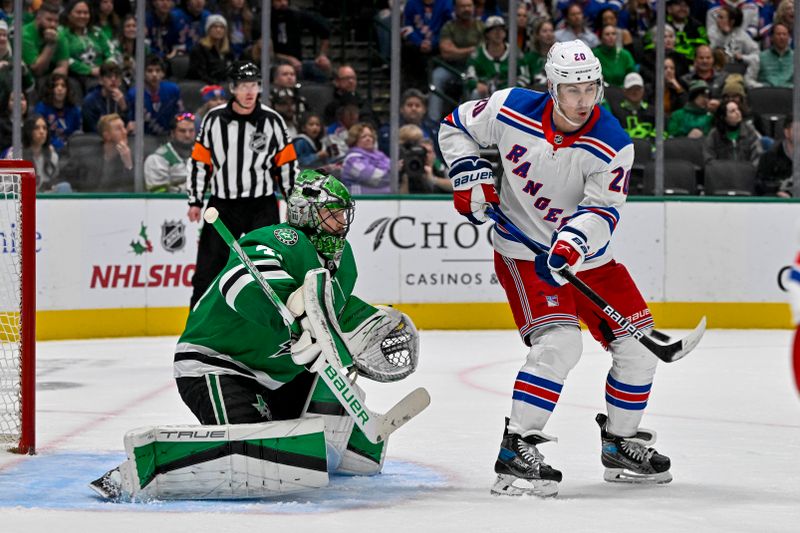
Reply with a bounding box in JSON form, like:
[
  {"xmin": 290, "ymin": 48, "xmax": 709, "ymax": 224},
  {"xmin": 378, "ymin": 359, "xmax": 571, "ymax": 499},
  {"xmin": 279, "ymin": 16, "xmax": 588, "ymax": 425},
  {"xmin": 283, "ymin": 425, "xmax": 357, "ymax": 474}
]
[
  {"xmin": 756, "ymin": 116, "xmax": 794, "ymax": 196},
  {"xmin": 640, "ymin": 24, "xmax": 690, "ymax": 91},
  {"xmin": 93, "ymin": 0, "xmax": 121, "ymax": 43},
  {"xmin": 144, "ymin": 112, "xmax": 195, "ymax": 192},
  {"xmin": 270, "ymin": 87, "xmax": 298, "ymax": 137},
  {"xmin": 34, "ymin": 72, "xmax": 83, "ymax": 152},
  {"xmin": 126, "ymin": 54, "xmax": 183, "ymax": 136},
  {"xmin": 219, "ymin": 0, "xmax": 255, "ymax": 60},
  {"xmin": 473, "ymin": 0, "xmax": 502, "ymax": 20},
  {"xmin": 271, "ymin": 0, "xmax": 332, "ymax": 81},
  {"xmin": 0, "ymin": 91, "xmax": 28, "ymax": 154},
  {"xmin": 399, "ymin": 125, "xmax": 452, "ymax": 194},
  {"xmin": 681, "ymin": 44, "xmax": 726, "ymax": 110},
  {"xmin": 708, "ymin": 4, "xmax": 760, "ymax": 88},
  {"xmin": 146, "ymin": 0, "xmax": 181, "ymax": 59},
  {"xmin": 115, "ymin": 14, "xmax": 150, "ymax": 87},
  {"xmin": 62, "ymin": 112, "xmax": 133, "ymax": 191},
  {"xmin": 594, "ymin": 7, "xmax": 633, "ymax": 52},
  {"xmin": 465, "ymin": 16, "xmax": 531, "ymax": 98},
  {"xmin": 758, "ymin": 23, "xmax": 793, "ymax": 88},
  {"xmin": 379, "ymin": 88, "xmax": 440, "ymax": 156},
  {"xmin": 703, "ymin": 99, "xmax": 761, "ymax": 166},
  {"xmin": 82, "ymin": 61, "xmax": 127, "ymax": 133},
  {"xmin": 667, "ymin": 79, "xmax": 713, "ymax": 138},
  {"xmin": 610, "ymin": 72, "xmax": 655, "ymax": 139},
  {"xmin": 665, "ymin": 0, "xmax": 708, "ymax": 61},
  {"xmin": 293, "ymin": 111, "xmax": 329, "ymax": 170},
  {"xmin": 195, "ymin": 83, "xmax": 227, "ymax": 122},
  {"xmin": 401, "ymin": 0, "xmax": 454, "ymax": 90},
  {"xmin": 706, "ymin": 0, "xmax": 760, "ymax": 43},
  {"xmin": 528, "ymin": 18, "xmax": 556, "ymax": 86},
  {"xmin": 326, "ymin": 102, "xmax": 360, "ymax": 160},
  {"xmin": 527, "ymin": 0, "xmax": 557, "ymax": 25},
  {"xmin": 772, "ymin": 0, "xmax": 794, "ymax": 42},
  {"xmin": 270, "ymin": 62, "xmax": 308, "ymax": 116},
  {"xmin": 618, "ymin": 0, "xmax": 655, "ymax": 40},
  {"xmin": 188, "ymin": 14, "xmax": 234, "ymax": 84},
  {"xmin": 323, "ymin": 64, "xmax": 371, "ymax": 126},
  {"xmin": 0, "ymin": 18, "xmax": 34, "ymax": 94},
  {"xmin": 515, "ymin": 2, "xmax": 532, "ymax": 53},
  {"xmin": 2, "ymin": 114, "xmax": 64, "ymax": 192},
  {"xmin": 58, "ymin": 0, "xmax": 113, "ymax": 91},
  {"xmin": 661, "ymin": 56, "xmax": 688, "ymax": 117},
  {"xmin": 428, "ymin": 0, "xmax": 484, "ymax": 122},
  {"xmin": 718, "ymin": 74, "xmax": 755, "ymax": 129},
  {"xmin": 593, "ymin": 25, "xmax": 636, "ymax": 88},
  {"xmin": 172, "ymin": 0, "xmax": 210, "ymax": 55},
  {"xmin": 341, "ymin": 122, "xmax": 391, "ymax": 194},
  {"xmin": 554, "ymin": 2, "xmax": 599, "ymax": 48},
  {"xmin": 21, "ymin": 2, "xmax": 69, "ymax": 78}
]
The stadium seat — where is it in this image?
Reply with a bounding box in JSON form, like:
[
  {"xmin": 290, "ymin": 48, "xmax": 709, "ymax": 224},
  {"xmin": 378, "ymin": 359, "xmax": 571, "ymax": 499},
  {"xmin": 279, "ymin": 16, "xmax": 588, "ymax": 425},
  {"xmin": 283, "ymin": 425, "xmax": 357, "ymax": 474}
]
[
  {"xmin": 168, "ymin": 55, "xmax": 191, "ymax": 81},
  {"xmin": 629, "ymin": 138, "xmax": 652, "ymax": 195},
  {"xmin": 297, "ymin": 82, "xmax": 335, "ymax": 116},
  {"xmin": 748, "ymin": 87, "xmax": 793, "ymax": 116},
  {"xmin": 643, "ymin": 159, "xmax": 697, "ymax": 195},
  {"xmin": 704, "ymin": 160, "xmax": 756, "ymax": 196},
  {"xmin": 177, "ymin": 80, "xmax": 207, "ymax": 113},
  {"xmin": 603, "ymin": 84, "xmax": 625, "ymax": 114}
]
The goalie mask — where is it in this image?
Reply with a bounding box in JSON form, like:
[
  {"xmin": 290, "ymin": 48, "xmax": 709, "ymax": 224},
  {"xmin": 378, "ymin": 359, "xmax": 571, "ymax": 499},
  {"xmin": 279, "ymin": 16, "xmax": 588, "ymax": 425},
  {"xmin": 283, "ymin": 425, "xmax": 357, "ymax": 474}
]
[{"xmin": 287, "ymin": 170, "xmax": 355, "ymax": 262}]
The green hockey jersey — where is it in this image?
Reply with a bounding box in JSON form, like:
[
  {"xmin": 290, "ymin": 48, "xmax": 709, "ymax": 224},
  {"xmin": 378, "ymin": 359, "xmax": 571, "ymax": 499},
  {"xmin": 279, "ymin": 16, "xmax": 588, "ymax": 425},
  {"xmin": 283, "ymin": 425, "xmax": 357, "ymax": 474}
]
[{"xmin": 174, "ymin": 223, "xmax": 377, "ymax": 389}]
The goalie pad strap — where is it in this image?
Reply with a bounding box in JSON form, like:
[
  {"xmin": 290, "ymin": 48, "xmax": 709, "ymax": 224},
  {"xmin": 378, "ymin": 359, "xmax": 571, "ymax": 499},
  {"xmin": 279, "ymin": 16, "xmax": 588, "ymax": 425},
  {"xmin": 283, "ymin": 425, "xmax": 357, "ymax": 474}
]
[{"xmin": 119, "ymin": 418, "xmax": 328, "ymax": 500}]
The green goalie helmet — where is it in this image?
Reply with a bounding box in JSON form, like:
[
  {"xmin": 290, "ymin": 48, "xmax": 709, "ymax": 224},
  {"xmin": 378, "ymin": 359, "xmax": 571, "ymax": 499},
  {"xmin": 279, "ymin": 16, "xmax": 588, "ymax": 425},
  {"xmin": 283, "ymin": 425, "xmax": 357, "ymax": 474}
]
[{"xmin": 287, "ymin": 169, "xmax": 355, "ymax": 261}]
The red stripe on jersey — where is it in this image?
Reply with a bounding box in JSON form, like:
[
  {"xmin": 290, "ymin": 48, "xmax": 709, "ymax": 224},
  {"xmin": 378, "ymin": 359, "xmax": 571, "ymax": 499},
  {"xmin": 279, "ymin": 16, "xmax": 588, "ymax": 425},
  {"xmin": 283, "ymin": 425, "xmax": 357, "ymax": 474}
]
[
  {"xmin": 515, "ymin": 380, "xmax": 561, "ymax": 403},
  {"xmin": 576, "ymin": 136, "xmax": 616, "ymax": 157},
  {"xmin": 606, "ymin": 383, "xmax": 650, "ymax": 403}
]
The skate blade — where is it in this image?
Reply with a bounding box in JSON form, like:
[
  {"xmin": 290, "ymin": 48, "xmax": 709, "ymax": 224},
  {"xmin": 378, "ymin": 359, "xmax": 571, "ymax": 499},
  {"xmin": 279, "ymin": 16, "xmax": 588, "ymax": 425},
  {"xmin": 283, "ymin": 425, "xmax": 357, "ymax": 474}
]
[
  {"xmin": 490, "ymin": 474, "xmax": 559, "ymax": 498},
  {"xmin": 603, "ymin": 468, "xmax": 672, "ymax": 484}
]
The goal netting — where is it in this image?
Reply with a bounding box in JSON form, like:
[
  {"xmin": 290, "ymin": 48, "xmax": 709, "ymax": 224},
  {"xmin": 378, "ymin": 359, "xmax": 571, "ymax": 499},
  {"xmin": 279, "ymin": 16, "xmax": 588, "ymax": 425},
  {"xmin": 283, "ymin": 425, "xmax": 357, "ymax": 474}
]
[{"xmin": 0, "ymin": 162, "xmax": 36, "ymax": 454}]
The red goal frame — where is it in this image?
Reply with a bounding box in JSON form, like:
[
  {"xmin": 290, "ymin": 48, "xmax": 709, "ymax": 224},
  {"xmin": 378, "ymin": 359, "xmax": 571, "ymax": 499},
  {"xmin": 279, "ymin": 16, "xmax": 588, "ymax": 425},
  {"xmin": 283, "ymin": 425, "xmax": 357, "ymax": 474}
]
[{"xmin": 0, "ymin": 160, "xmax": 36, "ymax": 454}]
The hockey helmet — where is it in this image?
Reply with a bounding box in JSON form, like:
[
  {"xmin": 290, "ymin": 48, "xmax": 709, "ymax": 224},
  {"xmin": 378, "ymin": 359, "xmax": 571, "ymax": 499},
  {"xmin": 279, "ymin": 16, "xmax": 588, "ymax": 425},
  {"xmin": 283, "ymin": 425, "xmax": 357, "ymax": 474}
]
[
  {"xmin": 287, "ymin": 169, "xmax": 355, "ymax": 261},
  {"xmin": 544, "ymin": 40, "xmax": 604, "ymax": 113},
  {"xmin": 229, "ymin": 61, "xmax": 262, "ymax": 85}
]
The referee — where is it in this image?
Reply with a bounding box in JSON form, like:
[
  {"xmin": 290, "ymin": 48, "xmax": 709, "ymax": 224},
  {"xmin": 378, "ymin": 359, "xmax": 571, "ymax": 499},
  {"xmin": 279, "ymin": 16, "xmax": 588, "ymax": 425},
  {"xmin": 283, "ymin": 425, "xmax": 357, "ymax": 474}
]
[{"xmin": 187, "ymin": 61, "xmax": 299, "ymax": 307}]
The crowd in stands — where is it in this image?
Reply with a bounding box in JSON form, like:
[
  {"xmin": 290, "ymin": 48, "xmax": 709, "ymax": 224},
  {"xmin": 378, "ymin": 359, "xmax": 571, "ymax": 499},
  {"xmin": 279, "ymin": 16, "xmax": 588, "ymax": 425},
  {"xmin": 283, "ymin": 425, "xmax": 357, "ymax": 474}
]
[{"xmin": 0, "ymin": 0, "xmax": 796, "ymax": 196}]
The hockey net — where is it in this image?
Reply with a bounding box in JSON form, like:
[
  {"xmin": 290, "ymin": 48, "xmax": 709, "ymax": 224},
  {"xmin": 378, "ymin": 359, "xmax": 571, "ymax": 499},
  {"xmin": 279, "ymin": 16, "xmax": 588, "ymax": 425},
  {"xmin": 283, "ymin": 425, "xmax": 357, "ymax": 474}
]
[{"xmin": 0, "ymin": 162, "xmax": 36, "ymax": 454}]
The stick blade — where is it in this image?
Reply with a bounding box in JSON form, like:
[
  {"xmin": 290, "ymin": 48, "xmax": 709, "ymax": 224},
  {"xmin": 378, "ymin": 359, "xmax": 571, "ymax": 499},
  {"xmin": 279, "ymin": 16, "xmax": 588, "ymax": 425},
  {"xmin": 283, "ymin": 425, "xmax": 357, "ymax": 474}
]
[
  {"xmin": 375, "ymin": 387, "xmax": 431, "ymax": 442},
  {"xmin": 662, "ymin": 316, "xmax": 707, "ymax": 363}
]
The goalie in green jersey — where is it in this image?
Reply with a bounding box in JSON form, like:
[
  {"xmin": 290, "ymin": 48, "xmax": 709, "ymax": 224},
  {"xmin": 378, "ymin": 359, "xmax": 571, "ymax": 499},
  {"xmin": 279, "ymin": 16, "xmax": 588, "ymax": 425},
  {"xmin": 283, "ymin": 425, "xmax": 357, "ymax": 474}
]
[{"xmin": 90, "ymin": 170, "xmax": 421, "ymax": 501}]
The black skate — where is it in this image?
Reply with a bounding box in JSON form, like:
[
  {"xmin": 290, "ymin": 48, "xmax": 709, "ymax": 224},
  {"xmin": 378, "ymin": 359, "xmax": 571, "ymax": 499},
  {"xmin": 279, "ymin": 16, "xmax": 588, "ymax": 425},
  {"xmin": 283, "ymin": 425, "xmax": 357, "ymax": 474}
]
[
  {"xmin": 596, "ymin": 413, "xmax": 672, "ymax": 484},
  {"xmin": 491, "ymin": 421, "xmax": 562, "ymax": 497},
  {"xmin": 89, "ymin": 467, "xmax": 123, "ymax": 500}
]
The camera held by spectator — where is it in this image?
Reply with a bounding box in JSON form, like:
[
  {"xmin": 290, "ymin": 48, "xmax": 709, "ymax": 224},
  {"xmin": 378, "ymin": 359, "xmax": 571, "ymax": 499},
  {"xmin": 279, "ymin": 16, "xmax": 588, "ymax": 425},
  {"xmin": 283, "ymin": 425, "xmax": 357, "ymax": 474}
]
[{"xmin": 400, "ymin": 140, "xmax": 429, "ymax": 192}]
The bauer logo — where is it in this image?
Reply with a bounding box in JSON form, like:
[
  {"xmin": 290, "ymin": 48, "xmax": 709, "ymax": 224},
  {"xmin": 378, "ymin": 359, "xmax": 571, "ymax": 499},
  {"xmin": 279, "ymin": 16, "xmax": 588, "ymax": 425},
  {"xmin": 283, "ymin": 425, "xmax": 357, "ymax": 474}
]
[
  {"xmin": 161, "ymin": 220, "xmax": 186, "ymax": 253},
  {"xmin": 364, "ymin": 216, "xmax": 493, "ymax": 251}
]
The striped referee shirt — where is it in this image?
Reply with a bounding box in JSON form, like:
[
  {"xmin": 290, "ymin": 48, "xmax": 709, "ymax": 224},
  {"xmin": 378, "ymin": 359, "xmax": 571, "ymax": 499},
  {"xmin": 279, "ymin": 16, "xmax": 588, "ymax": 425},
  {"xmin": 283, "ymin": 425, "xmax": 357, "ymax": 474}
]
[{"xmin": 187, "ymin": 99, "xmax": 298, "ymax": 206}]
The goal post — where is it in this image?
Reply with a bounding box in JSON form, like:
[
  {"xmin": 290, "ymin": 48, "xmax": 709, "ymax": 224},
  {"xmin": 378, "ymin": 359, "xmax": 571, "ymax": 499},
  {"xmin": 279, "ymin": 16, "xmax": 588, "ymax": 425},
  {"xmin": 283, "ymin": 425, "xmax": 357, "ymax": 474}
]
[{"xmin": 0, "ymin": 160, "xmax": 36, "ymax": 455}]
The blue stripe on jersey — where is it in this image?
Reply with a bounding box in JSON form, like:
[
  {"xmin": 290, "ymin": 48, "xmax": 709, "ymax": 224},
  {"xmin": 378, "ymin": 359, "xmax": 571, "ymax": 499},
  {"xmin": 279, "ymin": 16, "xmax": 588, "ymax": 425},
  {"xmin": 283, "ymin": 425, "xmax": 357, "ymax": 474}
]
[
  {"xmin": 497, "ymin": 114, "xmax": 546, "ymax": 140},
  {"xmin": 517, "ymin": 371, "xmax": 563, "ymax": 393},
  {"xmin": 607, "ymin": 374, "xmax": 652, "ymax": 393},
  {"xmin": 451, "ymin": 107, "xmax": 478, "ymax": 143},
  {"xmin": 502, "ymin": 88, "xmax": 549, "ymax": 122},
  {"xmin": 572, "ymin": 143, "xmax": 612, "ymax": 164},
  {"xmin": 588, "ymin": 106, "xmax": 634, "ymax": 152},
  {"xmin": 573, "ymin": 205, "xmax": 621, "ymax": 234}
]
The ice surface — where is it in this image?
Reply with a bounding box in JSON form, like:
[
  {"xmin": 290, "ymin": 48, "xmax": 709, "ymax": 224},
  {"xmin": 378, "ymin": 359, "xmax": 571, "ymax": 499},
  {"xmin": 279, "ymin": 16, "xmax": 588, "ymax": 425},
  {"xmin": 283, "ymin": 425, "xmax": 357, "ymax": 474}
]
[{"xmin": 2, "ymin": 330, "xmax": 798, "ymax": 533}]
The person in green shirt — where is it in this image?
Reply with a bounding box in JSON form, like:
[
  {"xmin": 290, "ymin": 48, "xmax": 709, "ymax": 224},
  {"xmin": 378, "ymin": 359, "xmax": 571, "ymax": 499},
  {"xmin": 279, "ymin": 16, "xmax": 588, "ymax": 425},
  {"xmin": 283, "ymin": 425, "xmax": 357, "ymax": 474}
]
[
  {"xmin": 758, "ymin": 23, "xmax": 793, "ymax": 89},
  {"xmin": 21, "ymin": 2, "xmax": 69, "ymax": 78},
  {"xmin": 58, "ymin": 0, "xmax": 113, "ymax": 89},
  {"xmin": 592, "ymin": 25, "xmax": 636, "ymax": 88},
  {"xmin": 667, "ymin": 79, "xmax": 713, "ymax": 138},
  {"xmin": 466, "ymin": 15, "xmax": 531, "ymax": 97}
]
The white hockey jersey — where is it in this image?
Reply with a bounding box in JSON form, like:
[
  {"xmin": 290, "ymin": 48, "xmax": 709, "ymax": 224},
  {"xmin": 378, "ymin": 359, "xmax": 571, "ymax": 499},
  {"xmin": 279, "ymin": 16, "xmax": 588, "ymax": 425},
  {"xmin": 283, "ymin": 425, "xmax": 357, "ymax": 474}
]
[{"xmin": 439, "ymin": 87, "xmax": 634, "ymax": 270}]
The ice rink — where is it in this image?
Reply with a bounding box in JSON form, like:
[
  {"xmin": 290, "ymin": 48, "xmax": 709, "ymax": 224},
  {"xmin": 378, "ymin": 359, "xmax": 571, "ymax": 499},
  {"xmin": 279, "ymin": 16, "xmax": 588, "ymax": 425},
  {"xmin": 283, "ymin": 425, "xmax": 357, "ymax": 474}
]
[{"xmin": 2, "ymin": 328, "xmax": 799, "ymax": 533}]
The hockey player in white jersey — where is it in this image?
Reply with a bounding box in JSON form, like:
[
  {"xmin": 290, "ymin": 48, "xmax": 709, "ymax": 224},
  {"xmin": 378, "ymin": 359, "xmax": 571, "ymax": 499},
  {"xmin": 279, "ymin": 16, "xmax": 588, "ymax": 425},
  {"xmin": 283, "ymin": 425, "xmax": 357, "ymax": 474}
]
[{"xmin": 439, "ymin": 40, "xmax": 671, "ymax": 497}]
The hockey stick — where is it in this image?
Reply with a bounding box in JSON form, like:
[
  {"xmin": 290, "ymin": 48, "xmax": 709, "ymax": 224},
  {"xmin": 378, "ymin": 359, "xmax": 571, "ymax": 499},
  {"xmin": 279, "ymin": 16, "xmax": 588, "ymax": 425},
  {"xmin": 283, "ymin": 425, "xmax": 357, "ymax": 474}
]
[
  {"xmin": 203, "ymin": 208, "xmax": 430, "ymax": 443},
  {"xmin": 484, "ymin": 206, "xmax": 706, "ymax": 363}
]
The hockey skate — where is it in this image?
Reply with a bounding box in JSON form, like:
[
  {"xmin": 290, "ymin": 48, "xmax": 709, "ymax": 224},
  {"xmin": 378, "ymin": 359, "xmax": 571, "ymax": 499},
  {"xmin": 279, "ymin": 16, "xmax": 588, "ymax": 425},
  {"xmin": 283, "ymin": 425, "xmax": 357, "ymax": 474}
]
[
  {"xmin": 89, "ymin": 467, "xmax": 123, "ymax": 500},
  {"xmin": 596, "ymin": 413, "xmax": 672, "ymax": 484},
  {"xmin": 491, "ymin": 422, "xmax": 562, "ymax": 497}
]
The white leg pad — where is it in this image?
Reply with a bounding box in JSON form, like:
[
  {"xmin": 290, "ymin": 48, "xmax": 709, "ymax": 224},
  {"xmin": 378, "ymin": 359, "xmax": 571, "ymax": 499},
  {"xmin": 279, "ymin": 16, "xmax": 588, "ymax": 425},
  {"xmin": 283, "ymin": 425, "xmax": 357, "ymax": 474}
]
[
  {"xmin": 119, "ymin": 417, "xmax": 329, "ymax": 500},
  {"xmin": 606, "ymin": 333, "xmax": 660, "ymax": 436}
]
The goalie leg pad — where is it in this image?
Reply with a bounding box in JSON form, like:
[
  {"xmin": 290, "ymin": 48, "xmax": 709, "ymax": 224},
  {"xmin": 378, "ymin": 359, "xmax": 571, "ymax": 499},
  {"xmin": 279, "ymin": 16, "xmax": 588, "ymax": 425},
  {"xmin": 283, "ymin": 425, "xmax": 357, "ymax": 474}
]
[
  {"xmin": 335, "ymin": 424, "xmax": 387, "ymax": 476},
  {"xmin": 103, "ymin": 418, "xmax": 329, "ymax": 501},
  {"xmin": 303, "ymin": 374, "xmax": 356, "ymax": 472}
]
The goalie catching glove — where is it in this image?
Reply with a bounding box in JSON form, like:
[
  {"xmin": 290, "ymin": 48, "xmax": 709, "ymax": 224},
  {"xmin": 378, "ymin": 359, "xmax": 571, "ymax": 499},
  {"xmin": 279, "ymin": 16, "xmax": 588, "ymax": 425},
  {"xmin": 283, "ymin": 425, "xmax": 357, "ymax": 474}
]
[
  {"xmin": 534, "ymin": 227, "xmax": 589, "ymax": 287},
  {"xmin": 449, "ymin": 156, "xmax": 498, "ymax": 225}
]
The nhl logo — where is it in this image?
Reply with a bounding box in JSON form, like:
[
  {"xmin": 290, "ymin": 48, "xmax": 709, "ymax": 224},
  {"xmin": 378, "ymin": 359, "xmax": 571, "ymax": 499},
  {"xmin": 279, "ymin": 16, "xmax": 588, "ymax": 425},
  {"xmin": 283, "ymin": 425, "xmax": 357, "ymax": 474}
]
[
  {"xmin": 161, "ymin": 220, "xmax": 186, "ymax": 253},
  {"xmin": 249, "ymin": 132, "xmax": 268, "ymax": 152},
  {"xmin": 554, "ymin": 134, "xmax": 564, "ymax": 145}
]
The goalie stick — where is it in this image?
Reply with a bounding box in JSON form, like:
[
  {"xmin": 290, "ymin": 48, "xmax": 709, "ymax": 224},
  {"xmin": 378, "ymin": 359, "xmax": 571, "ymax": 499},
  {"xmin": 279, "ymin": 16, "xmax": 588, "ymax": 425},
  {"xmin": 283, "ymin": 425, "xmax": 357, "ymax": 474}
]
[
  {"xmin": 203, "ymin": 207, "xmax": 430, "ymax": 443},
  {"xmin": 484, "ymin": 206, "xmax": 705, "ymax": 363}
]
